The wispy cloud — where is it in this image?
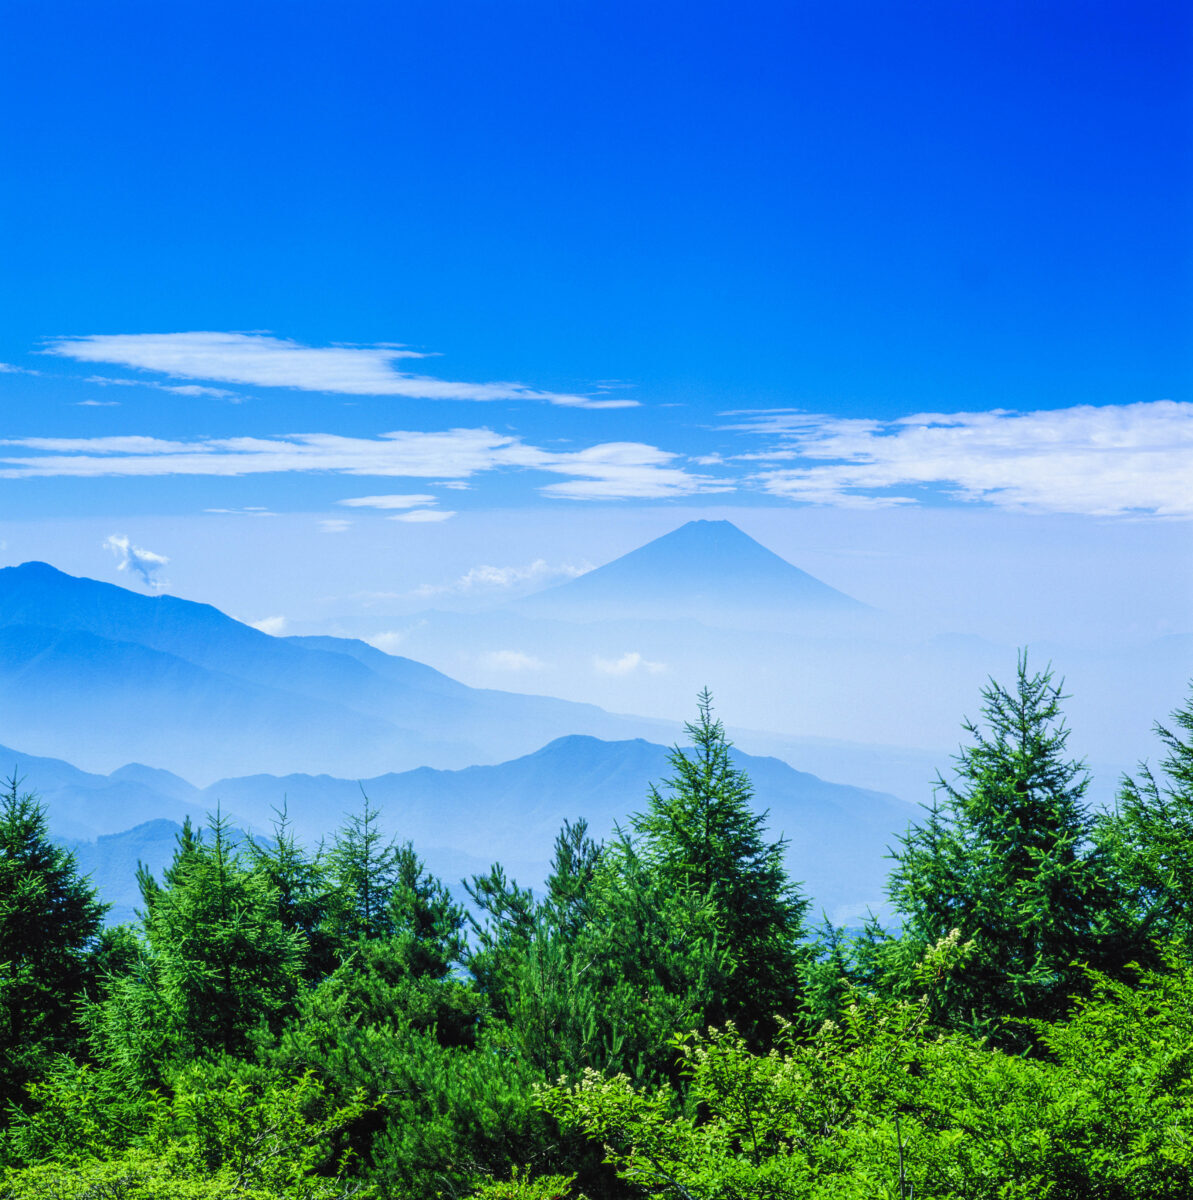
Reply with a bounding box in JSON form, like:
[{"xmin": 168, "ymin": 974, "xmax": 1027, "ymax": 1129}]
[
  {"xmin": 337, "ymin": 493, "xmax": 438, "ymax": 510},
  {"xmin": 388, "ymin": 508, "xmax": 455, "ymax": 523},
  {"xmin": 318, "ymin": 518, "xmax": 353, "ymax": 534},
  {"xmin": 726, "ymin": 401, "xmax": 1193, "ymax": 517},
  {"xmin": 45, "ymin": 332, "xmax": 638, "ymax": 410},
  {"xmin": 75, "ymin": 399, "xmax": 121, "ymax": 407},
  {"xmin": 86, "ymin": 374, "xmax": 242, "ymax": 400},
  {"xmin": 203, "ymin": 506, "xmax": 276, "ymax": 516},
  {"xmin": 0, "ymin": 363, "xmax": 40, "ymax": 376},
  {"xmin": 538, "ymin": 442, "xmax": 733, "ymax": 500},
  {"xmin": 250, "ymin": 615, "xmax": 288, "ymax": 635},
  {"xmin": 413, "ymin": 558, "xmax": 590, "ymax": 598},
  {"xmin": 103, "ymin": 534, "xmax": 169, "ymax": 589},
  {"xmin": 594, "ymin": 650, "xmax": 666, "ymax": 676},
  {"xmin": 479, "ymin": 649, "xmax": 547, "ymax": 672},
  {"xmin": 0, "ymin": 427, "xmax": 728, "ymax": 501}
]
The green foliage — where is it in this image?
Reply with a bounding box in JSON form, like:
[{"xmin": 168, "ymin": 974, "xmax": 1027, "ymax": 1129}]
[
  {"xmin": 631, "ymin": 692, "xmax": 809, "ymax": 1040},
  {"xmin": 93, "ymin": 814, "xmax": 305, "ymax": 1084},
  {"xmin": 0, "ymin": 776, "xmax": 105, "ymax": 1113},
  {"xmin": 541, "ymin": 935, "xmax": 1193, "ymax": 1199},
  {"xmin": 1098, "ymin": 686, "xmax": 1193, "ymax": 947},
  {"xmin": 8, "ymin": 680, "xmax": 1193, "ymax": 1199},
  {"xmin": 489, "ymin": 837, "xmax": 731, "ymax": 1083},
  {"xmin": 469, "ymin": 1165, "xmax": 583, "ymax": 1199},
  {"xmin": 247, "ymin": 805, "xmax": 341, "ymax": 982},
  {"xmin": 1, "ymin": 1069, "xmax": 373, "ymax": 1199},
  {"xmin": 888, "ymin": 655, "xmax": 1127, "ymax": 1046}
]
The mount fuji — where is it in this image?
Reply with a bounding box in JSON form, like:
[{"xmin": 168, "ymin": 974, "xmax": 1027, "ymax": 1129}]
[{"xmin": 514, "ymin": 519, "xmax": 869, "ymax": 626}]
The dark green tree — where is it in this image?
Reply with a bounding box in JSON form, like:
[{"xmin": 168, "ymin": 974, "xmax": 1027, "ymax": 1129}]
[
  {"xmin": 888, "ymin": 654, "xmax": 1122, "ymax": 1046},
  {"xmin": 326, "ymin": 795, "xmax": 401, "ymax": 942},
  {"xmin": 247, "ymin": 805, "xmax": 340, "ymax": 982},
  {"xmin": 95, "ymin": 814, "xmax": 305, "ymax": 1078},
  {"xmin": 0, "ymin": 776, "xmax": 106, "ymax": 1111},
  {"xmin": 1097, "ymin": 683, "xmax": 1193, "ymax": 946},
  {"xmin": 630, "ymin": 691, "xmax": 809, "ymax": 1039}
]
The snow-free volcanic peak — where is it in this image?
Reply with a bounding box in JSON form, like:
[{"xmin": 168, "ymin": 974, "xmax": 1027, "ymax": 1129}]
[{"xmin": 514, "ymin": 519, "xmax": 866, "ymax": 624}]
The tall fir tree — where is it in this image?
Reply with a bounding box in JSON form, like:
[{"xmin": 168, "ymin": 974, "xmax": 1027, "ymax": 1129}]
[
  {"xmin": 0, "ymin": 776, "xmax": 106, "ymax": 1111},
  {"xmin": 1097, "ymin": 683, "xmax": 1193, "ymax": 946},
  {"xmin": 888, "ymin": 654, "xmax": 1122, "ymax": 1046},
  {"xmin": 97, "ymin": 813, "xmax": 305, "ymax": 1077},
  {"xmin": 326, "ymin": 795, "xmax": 401, "ymax": 942},
  {"xmin": 631, "ymin": 691, "xmax": 808, "ymax": 1040}
]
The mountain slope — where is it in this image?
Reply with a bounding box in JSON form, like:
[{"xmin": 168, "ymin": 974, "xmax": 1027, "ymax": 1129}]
[
  {"xmin": 513, "ymin": 519, "xmax": 867, "ymax": 625},
  {"xmin": 0, "ymin": 562, "xmax": 668, "ymax": 781},
  {"xmin": 19, "ymin": 733, "xmax": 912, "ymax": 922}
]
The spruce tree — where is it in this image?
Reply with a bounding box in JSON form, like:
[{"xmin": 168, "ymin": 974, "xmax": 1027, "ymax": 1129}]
[
  {"xmin": 0, "ymin": 776, "xmax": 106, "ymax": 1110},
  {"xmin": 1097, "ymin": 683, "xmax": 1193, "ymax": 946},
  {"xmin": 113, "ymin": 814, "xmax": 305, "ymax": 1068},
  {"xmin": 631, "ymin": 691, "xmax": 808, "ymax": 1039},
  {"xmin": 888, "ymin": 654, "xmax": 1118, "ymax": 1045},
  {"xmin": 327, "ymin": 795, "xmax": 401, "ymax": 942}
]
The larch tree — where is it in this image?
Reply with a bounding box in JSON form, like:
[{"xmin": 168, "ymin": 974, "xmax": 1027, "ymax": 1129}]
[
  {"xmin": 0, "ymin": 776, "xmax": 106, "ymax": 1111},
  {"xmin": 888, "ymin": 654, "xmax": 1124, "ymax": 1046}
]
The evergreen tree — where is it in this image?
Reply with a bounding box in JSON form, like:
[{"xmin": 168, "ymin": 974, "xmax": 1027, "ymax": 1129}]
[
  {"xmin": 326, "ymin": 795, "xmax": 401, "ymax": 942},
  {"xmin": 630, "ymin": 691, "xmax": 809, "ymax": 1040},
  {"xmin": 98, "ymin": 814, "xmax": 305, "ymax": 1075},
  {"xmin": 888, "ymin": 654, "xmax": 1120, "ymax": 1046},
  {"xmin": 248, "ymin": 805, "xmax": 340, "ymax": 982},
  {"xmin": 0, "ymin": 776, "xmax": 106, "ymax": 1111},
  {"xmin": 1097, "ymin": 683, "xmax": 1193, "ymax": 946}
]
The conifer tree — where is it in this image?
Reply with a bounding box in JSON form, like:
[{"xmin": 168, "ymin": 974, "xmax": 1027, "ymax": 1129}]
[
  {"xmin": 888, "ymin": 655, "xmax": 1119, "ymax": 1045},
  {"xmin": 107, "ymin": 814, "xmax": 305, "ymax": 1070},
  {"xmin": 327, "ymin": 795, "xmax": 401, "ymax": 942},
  {"xmin": 1097, "ymin": 684, "xmax": 1193, "ymax": 945},
  {"xmin": 248, "ymin": 804, "xmax": 340, "ymax": 981},
  {"xmin": 0, "ymin": 776, "xmax": 105, "ymax": 1110},
  {"xmin": 631, "ymin": 691, "xmax": 808, "ymax": 1039}
]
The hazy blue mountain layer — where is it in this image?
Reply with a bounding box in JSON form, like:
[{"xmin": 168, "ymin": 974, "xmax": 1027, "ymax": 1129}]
[
  {"xmin": 0, "ymin": 561, "xmax": 671, "ymax": 782},
  {"xmin": 17, "ymin": 734, "xmax": 913, "ymax": 924}
]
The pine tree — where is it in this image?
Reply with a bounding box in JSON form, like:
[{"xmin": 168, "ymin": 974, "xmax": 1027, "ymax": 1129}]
[
  {"xmin": 113, "ymin": 813, "xmax": 305, "ymax": 1068},
  {"xmin": 888, "ymin": 654, "xmax": 1119, "ymax": 1045},
  {"xmin": 326, "ymin": 794, "xmax": 401, "ymax": 942},
  {"xmin": 0, "ymin": 775, "xmax": 106, "ymax": 1110},
  {"xmin": 631, "ymin": 691, "xmax": 809, "ymax": 1039},
  {"xmin": 1097, "ymin": 683, "xmax": 1193, "ymax": 946},
  {"xmin": 247, "ymin": 804, "xmax": 340, "ymax": 981}
]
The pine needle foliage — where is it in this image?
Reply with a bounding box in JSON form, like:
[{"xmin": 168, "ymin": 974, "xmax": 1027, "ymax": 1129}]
[{"xmin": 888, "ymin": 654, "xmax": 1121, "ymax": 1047}]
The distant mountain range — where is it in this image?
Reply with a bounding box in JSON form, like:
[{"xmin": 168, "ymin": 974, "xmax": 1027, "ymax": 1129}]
[
  {"xmin": 0, "ymin": 560, "xmax": 676, "ymax": 783},
  {"xmin": 9, "ymin": 734, "xmax": 914, "ymax": 926}
]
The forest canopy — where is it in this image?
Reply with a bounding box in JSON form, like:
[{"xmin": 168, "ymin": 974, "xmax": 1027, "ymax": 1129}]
[{"xmin": 2, "ymin": 662, "xmax": 1192, "ymax": 1199}]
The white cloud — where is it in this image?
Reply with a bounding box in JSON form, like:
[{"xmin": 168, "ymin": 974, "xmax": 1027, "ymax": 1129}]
[
  {"xmin": 103, "ymin": 534, "xmax": 169, "ymax": 589},
  {"xmin": 204, "ymin": 506, "xmax": 275, "ymax": 516},
  {"xmin": 0, "ymin": 427, "xmax": 728, "ymax": 502},
  {"xmin": 366, "ymin": 630, "xmax": 408, "ymax": 654},
  {"xmin": 46, "ymin": 331, "xmax": 637, "ymax": 410},
  {"xmin": 75, "ymin": 399, "xmax": 121, "ymax": 407},
  {"xmin": 250, "ymin": 615, "xmax": 288, "ymax": 635},
  {"xmin": 594, "ymin": 651, "xmax": 666, "ymax": 676},
  {"xmin": 413, "ymin": 558, "xmax": 590, "ymax": 597},
  {"xmin": 337, "ymin": 493, "xmax": 438, "ymax": 509},
  {"xmin": 537, "ymin": 442, "xmax": 733, "ymax": 501},
  {"xmin": 318, "ymin": 518, "xmax": 353, "ymax": 534},
  {"xmin": 0, "ymin": 363, "xmax": 40, "ymax": 376},
  {"xmin": 479, "ymin": 649, "xmax": 547, "ymax": 672},
  {"xmin": 85, "ymin": 374, "xmax": 241, "ymax": 400},
  {"xmin": 388, "ymin": 508, "xmax": 455, "ymax": 523},
  {"xmin": 727, "ymin": 401, "xmax": 1193, "ymax": 518}
]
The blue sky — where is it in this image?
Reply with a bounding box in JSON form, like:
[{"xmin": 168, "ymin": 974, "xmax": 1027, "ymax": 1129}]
[{"xmin": 0, "ymin": 1, "xmax": 1190, "ymax": 621}]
